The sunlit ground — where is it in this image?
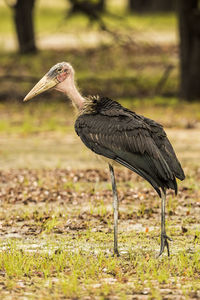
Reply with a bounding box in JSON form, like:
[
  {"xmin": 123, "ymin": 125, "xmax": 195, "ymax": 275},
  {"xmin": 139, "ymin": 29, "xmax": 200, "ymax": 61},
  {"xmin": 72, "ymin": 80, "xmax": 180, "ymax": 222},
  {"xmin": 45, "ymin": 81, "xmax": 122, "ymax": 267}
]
[{"xmin": 0, "ymin": 1, "xmax": 200, "ymax": 299}]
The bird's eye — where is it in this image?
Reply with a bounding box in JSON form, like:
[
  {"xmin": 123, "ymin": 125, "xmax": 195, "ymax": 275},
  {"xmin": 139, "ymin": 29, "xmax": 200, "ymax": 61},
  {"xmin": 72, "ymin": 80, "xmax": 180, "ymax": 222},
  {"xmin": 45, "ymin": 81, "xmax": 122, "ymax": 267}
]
[{"xmin": 57, "ymin": 68, "xmax": 62, "ymax": 72}]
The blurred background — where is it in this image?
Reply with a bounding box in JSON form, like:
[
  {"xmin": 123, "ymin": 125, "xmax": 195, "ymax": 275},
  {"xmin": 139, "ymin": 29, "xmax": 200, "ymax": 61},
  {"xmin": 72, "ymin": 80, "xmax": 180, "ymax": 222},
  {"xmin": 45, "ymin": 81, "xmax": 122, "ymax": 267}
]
[{"xmin": 0, "ymin": 0, "xmax": 199, "ymax": 169}]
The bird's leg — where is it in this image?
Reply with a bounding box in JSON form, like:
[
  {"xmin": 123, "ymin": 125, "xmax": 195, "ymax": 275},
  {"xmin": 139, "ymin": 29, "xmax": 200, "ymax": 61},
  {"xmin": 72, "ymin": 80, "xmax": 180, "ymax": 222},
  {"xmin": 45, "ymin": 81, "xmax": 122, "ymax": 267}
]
[
  {"xmin": 158, "ymin": 189, "xmax": 172, "ymax": 257},
  {"xmin": 109, "ymin": 164, "xmax": 119, "ymax": 256}
]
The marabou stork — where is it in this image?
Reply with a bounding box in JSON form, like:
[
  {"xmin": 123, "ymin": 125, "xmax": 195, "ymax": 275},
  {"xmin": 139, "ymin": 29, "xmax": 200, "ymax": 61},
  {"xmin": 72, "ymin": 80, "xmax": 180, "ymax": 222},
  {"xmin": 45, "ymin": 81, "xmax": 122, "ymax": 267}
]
[{"xmin": 24, "ymin": 62, "xmax": 185, "ymax": 257}]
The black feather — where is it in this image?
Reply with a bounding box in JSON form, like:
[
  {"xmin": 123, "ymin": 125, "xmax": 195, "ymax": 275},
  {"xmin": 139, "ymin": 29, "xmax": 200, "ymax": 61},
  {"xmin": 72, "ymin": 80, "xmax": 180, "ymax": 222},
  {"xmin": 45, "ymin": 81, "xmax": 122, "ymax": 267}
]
[{"xmin": 75, "ymin": 97, "xmax": 185, "ymax": 197}]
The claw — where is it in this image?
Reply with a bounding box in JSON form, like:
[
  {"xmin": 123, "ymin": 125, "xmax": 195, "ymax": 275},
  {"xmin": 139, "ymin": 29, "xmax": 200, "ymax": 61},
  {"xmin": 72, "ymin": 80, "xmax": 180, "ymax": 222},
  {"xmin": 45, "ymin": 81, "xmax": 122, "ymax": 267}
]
[
  {"xmin": 157, "ymin": 233, "xmax": 172, "ymax": 257},
  {"xmin": 112, "ymin": 251, "xmax": 120, "ymax": 257}
]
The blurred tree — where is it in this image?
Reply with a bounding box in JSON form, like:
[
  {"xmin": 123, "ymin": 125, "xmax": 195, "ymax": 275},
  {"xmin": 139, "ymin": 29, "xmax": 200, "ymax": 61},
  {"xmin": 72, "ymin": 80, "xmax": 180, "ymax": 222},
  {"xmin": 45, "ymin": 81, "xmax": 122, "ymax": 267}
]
[
  {"xmin": 69, "ymin": 0, "xmax": 105, "ymax": 17},
  {"xmin": 128, "ymin": 0, "xmax": 175, "ymax": 13},
  {"xmin": 68, "ymin": 0, "xmax": 106, "ymax": 29},
  {"xmin": 6, "ymin": 0, "xmax": 37, "ymax": 54},
  {"xmin": 178, "ymin": 0, "xmax": 200, "ymax": 100}
]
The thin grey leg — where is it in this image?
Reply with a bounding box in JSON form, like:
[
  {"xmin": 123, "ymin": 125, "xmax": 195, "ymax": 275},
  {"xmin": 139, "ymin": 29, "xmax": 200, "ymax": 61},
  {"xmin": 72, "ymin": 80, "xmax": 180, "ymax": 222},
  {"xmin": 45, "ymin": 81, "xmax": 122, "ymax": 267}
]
[
  {"xmin": 158, "ymin": 189, "xmax": 172, "ymax": 257},
  {"xmin": 109, "ymin": 164, "xmax": 119, "ymax": 256}
]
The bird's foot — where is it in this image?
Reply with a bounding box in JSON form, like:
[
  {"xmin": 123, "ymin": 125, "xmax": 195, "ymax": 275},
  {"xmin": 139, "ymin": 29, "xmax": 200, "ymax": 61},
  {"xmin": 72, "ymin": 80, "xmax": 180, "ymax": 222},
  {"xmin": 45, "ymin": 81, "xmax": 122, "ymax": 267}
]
[
  {"xmin": 157, "ymin": 233, "xmax": 172, "ymax": 258},
  {"xmin": 112, "ymin": 248, "xmax": 120, "ymax": 257}
]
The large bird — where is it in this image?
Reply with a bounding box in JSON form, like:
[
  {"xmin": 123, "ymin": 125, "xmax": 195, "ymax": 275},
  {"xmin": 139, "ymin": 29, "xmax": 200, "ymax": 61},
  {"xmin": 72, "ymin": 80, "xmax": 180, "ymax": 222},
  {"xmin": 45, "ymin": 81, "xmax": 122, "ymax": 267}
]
[{"xmin": 24, "ymin": 62, "xmax": 185, "ymax": 256}]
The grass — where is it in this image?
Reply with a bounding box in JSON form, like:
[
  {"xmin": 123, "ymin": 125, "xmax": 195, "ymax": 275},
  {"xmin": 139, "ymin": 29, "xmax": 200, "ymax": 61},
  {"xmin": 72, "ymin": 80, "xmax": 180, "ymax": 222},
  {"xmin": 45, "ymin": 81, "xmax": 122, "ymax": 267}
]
[
  {"xmin": 0, "ymin": 42, "xmax": 179, "ymax": 100},
  {"xmin": 0, "ymin": 243, "xmax": 199, "ymax": 299},
  {"xmin": 0, "ymin": 238, "xmax": 199, "ymax": 298},
  {"xmin": 0, "ymin": 97, "xmax": 200, "ymax": 170},
  {"xmin": 0, "ymin": 98, "xmax": 200, "ymax": 136},
  {"xmin": 0, "ymin": 165, "xmax": 199, "ymax": 298},
  {"xmin": 0, "ymin": 0, "xmax": 176, "ymax": 36}
]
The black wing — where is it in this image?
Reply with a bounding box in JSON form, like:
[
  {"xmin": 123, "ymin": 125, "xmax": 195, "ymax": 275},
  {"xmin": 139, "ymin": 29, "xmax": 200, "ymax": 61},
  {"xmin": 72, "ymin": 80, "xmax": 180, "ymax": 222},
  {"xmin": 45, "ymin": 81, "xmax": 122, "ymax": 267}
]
[
  {"xmin": 75, "ymin": 99, "xmax": 184, "ymax": 196},
  {"xmin": 139, "ymin": 115, "xmax": 185, "ymax": 181}
]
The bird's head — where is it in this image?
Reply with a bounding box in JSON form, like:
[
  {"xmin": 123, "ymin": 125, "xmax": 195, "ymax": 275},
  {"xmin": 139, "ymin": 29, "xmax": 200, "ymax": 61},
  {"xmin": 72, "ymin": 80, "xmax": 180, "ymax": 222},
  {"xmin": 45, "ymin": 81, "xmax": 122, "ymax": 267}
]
[{"xmin": 24, "ymin": 62, "xmax": 74, "ymax": 101}]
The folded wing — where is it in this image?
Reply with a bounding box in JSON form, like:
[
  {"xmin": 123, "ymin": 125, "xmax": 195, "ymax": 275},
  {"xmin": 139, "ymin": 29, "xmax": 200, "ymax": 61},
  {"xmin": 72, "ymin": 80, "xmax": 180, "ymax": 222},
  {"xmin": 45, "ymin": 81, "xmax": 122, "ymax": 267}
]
[{"xmin": 75, "ymin": 101, "xmax": 185, "ymax": 197}]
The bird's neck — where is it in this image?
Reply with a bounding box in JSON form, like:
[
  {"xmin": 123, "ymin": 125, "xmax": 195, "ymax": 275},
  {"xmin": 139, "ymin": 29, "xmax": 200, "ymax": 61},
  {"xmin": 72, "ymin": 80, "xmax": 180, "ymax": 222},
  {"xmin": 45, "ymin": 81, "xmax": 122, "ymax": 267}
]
[
  {"xmin": 56, "ymin": 76, "xmax": 85, "ymax": 110},
  {"xmin": 66, "ymin": 81, "xmax": 85, "ymax": 110}
]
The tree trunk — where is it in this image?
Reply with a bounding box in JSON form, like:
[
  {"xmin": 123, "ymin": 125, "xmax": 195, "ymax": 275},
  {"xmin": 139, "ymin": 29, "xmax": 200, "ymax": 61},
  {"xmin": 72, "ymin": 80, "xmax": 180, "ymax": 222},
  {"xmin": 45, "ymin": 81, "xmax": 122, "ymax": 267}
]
[
  {"xmin": 13, "ymin": 0, "xmax": 37, "ymax": 54},
  {"xmin": 178, "ymin": 0, "xmax": 200, "ymax": 100},
  {"xmin": 69, "ymin": 0, "xmax": 105, "ymax": 14},
  {"xmin": 128, "ymin": 0, "xmax": 174, "ymax": 13},
  {"xmin": 98, "ymin": 0, "xmax": 105, "ymax": 12},
  {"xmin": 129, "ymin": 0, "xmax": 148, "ymax": 12}
]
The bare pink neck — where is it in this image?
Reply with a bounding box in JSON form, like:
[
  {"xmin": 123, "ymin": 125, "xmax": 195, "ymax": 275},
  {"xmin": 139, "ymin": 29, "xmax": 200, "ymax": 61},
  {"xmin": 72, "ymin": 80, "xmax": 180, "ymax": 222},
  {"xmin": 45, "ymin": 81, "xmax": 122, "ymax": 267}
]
[{"xmin": 55, "ymin": 76, "xmax": 85, "ymax": 110}]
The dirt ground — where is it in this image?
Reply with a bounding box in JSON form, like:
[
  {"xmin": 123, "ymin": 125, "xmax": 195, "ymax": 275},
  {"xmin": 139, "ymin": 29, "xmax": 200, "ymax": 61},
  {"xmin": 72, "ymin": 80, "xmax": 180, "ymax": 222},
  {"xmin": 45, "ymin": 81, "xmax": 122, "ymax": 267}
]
[{"xmin": 0, "ymin": 126, "xmax": 200, "ymax": 299}]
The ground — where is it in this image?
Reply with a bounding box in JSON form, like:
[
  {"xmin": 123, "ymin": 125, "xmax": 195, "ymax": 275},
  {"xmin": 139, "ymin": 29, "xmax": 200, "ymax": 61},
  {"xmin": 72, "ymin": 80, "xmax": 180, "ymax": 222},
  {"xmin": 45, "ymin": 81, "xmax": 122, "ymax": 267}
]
[
  {"xmin": 0, "ymin": 166, "xmax": 200, "ymax": 299},
  {"xmin": 0, "ymin": 1, "xmax": 200, "ymax": 299},
  {"xmin": 0, "ymin": 102, "xmax": 200, "ymax": 299}
]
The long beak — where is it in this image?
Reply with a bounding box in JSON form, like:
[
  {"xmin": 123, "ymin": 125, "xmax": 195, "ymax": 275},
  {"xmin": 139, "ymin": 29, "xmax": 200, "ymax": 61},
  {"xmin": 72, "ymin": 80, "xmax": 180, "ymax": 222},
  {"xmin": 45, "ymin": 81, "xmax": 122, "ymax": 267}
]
[{"xmin": 23, "ymin": 74, "xmax": 58, "ymax": 101}]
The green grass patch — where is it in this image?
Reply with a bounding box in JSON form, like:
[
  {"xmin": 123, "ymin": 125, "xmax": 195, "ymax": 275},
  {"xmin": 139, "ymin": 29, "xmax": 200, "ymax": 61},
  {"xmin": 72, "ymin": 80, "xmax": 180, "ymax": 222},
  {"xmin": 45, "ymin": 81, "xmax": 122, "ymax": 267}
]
[
  {"xmin": 0, "ymin": 238, "xmax": 200, "ymax": 299},
  {"xmin": 0, "ymin": 97, "xmax": 200, "ymax": 135}
]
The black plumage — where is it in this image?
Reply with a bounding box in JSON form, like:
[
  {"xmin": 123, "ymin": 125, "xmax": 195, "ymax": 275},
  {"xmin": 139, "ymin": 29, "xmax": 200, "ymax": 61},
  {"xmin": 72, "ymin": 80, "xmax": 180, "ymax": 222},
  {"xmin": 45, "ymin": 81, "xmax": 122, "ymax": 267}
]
[{"xmin": 75, "ymin": 97, "xmax": 185, "ymax": 197}]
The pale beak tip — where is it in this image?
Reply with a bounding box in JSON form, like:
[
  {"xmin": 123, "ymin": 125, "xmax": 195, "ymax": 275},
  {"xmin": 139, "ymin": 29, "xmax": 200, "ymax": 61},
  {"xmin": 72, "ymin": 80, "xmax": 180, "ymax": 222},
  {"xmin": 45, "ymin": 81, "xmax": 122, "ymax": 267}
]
[
  {"xmin": 23, "ymin": 92, "xmax": 33, "ymax": 102},
  {"xmin": 23, "ymin": 96, "xmax": 29, "ymax": 102}
]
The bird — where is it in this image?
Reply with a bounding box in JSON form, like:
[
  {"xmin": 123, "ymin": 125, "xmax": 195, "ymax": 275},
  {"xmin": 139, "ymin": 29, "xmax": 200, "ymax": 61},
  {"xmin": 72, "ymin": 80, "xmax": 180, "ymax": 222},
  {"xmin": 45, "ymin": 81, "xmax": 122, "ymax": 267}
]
[{"xmin": 24, "ymin": 62, "xmax": 185, "ymax": 257}]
